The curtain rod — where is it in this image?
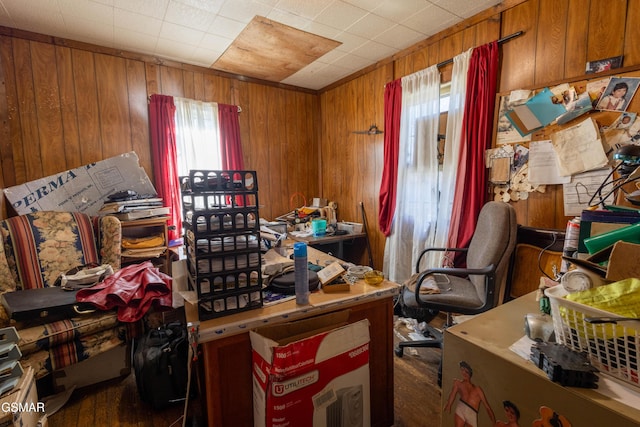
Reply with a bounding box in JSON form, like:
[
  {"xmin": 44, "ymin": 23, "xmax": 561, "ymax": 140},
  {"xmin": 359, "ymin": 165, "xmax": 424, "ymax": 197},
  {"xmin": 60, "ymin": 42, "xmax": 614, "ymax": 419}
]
[{"xmin": 436, "ymin": 31, "xmax": 524, "ymax": 69}]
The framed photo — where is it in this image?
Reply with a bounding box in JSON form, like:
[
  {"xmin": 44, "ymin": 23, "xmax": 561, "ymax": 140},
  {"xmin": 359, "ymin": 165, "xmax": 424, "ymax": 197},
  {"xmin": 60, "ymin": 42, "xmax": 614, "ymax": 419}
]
[
  {"xmin": 595, "ymin": 77, "xmax": 640, "ymax": 112},
  {"xmin": 585, "ymin": 55, "xmax": 623, "ymax": 74}
]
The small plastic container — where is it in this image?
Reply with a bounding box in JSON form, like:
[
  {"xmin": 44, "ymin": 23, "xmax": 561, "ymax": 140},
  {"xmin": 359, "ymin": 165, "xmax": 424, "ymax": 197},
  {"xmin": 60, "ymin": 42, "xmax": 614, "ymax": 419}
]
[{"xmin": 311, "ymin": 219, "xmax": 327, "ymax": 237}]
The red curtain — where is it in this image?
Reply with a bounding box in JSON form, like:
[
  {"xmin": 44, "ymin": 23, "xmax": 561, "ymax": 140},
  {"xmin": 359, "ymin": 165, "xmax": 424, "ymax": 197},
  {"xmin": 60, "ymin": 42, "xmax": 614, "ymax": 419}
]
[
  {"xmin": 148, "ymin": 94, "xmax": 182, "ymax": 244},
  {"xmin": 219, "ymin": 104, "xmax": 244, "ymax": 170},
  {"xmin": 378, "ymin": 79, "xmax": 402, "ymax": 236},
  {"xmin": 447, "ymin": 41, "xmax": 499, "ymax": 259}
]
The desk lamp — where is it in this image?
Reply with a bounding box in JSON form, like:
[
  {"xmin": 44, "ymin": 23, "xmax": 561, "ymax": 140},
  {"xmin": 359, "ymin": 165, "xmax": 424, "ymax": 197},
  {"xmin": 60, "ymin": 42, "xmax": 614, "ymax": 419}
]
[{"xmin": 589, "ymin": 144, "xmax": 640, "ymax": 207}]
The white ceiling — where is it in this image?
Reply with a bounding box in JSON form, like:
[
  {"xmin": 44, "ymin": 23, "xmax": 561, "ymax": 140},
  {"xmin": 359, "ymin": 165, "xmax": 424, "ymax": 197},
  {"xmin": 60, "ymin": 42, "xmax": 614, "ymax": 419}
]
[{"xmin": 0, "ymin": 0, "xmax": 503, "ymax": 90}]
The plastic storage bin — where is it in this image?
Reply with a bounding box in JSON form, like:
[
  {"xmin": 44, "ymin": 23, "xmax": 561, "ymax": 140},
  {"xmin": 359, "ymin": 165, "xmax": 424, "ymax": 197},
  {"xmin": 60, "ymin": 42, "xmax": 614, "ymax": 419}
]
[
  {"xmin": 181, "ymin": 170, "xmax": 263, "ymax": 320},
  {"xmin": 546, "ymin": 285, "xmax": 640, "ymax": 388}
]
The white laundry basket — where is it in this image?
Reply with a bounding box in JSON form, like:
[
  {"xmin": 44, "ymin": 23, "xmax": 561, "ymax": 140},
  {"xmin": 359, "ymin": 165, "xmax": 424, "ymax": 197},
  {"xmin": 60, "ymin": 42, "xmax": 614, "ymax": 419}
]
[{"xmin": 546, "ymin": 285, "xmax": 640, "ymax": 387}]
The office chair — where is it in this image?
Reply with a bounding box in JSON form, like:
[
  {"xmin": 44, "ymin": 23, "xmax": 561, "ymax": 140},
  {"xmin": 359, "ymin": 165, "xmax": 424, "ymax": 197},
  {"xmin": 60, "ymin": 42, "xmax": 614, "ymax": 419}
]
[{"xmin": 395, "ymin": 201, "xmax": 518, "ymax": 374}]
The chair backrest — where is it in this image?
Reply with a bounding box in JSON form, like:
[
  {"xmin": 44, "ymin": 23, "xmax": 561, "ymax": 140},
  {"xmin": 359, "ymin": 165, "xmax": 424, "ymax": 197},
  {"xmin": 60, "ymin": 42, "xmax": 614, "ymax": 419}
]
[
  {"xmin": 0, "ymin": 211, "xmax": 101, "ymax": 290},
  {"xmin": 466, "ymin": 201, "xmax": 518, "ymax": 307}
]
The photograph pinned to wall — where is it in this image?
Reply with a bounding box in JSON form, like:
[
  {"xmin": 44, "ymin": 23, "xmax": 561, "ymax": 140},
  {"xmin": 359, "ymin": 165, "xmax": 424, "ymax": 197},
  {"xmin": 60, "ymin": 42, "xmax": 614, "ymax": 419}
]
[
  {"xmin": 512, "ymin": 144, "xmax": 529, "ymax": 173},
  {"xmin": 556, "ymin": 92, "xmax": 593, "ymax": 125},
  {"xmin": 505, "ymin": 88, "xmax": 568, "ymax": 136},
  {"xmin": 585, "ymin": 55, "xmax": 623, "ymax": 74},
  {"xmin": 496, "ymin": 92, "xmax": 532, "ymax": 145},
  {"xmin": 586, "ymin": 77, "xmax": 611, "ymax": 108},
  {"xmin": 601, "ymin": 113, "xmax": 640, "ymax": 157},
  {"xmin": 595, "ymin": 77, "xmax": 640, "ymax": 111}
]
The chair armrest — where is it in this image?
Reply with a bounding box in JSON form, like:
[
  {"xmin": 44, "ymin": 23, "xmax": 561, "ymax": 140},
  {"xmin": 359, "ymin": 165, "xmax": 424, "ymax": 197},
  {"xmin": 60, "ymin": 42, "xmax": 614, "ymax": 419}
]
[
  {"xmin": 416, "ymin": 247, "xmax": 468, "ymax": 273},
  {"xmin": 98, "ymin": 215, "xmax": 122, "ymax": 270}
]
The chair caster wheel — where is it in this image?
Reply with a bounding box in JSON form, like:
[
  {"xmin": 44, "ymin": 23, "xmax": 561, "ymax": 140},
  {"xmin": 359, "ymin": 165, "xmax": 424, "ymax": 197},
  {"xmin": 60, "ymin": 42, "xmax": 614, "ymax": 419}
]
[{"xmin": 394, "ymin": 346, "xmax": 404, "ymax": 357}]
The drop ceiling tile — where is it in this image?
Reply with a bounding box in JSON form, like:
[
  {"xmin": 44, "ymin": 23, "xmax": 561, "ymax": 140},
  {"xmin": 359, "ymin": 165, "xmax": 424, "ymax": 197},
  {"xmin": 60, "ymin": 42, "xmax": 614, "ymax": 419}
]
[
  {"xmin": 218, "ymin": 0, "xmax": 274, "ymax": 24},
  {"xmin": 63, "ymin": 18, "xmax": 114, "ymax": 45},
  {"xmin": 266, "ymin": 9, "xmax": 313, "ymax": 30},
  {"xmin": 206, "ymin": 15, "xmax": 246, "ymax": 38},
  {"xmin": 113, "ymin": 28, "xmax": 158, "ymax": 52},
  {"xmin": 174, "ymin": 0, "xmax": 224, "ymax": 14},
  {"xmin": 350, "ymin": 39, "xmax": 397, "ymax": 61},
  {"xmin": 274, "ymin": 0, "xmax": 334, "ymax": 19},
  {"xmin": 58, "ymin": 0, "xmax": 113, "ymax": 21},
  {"xmin": 114, "ymin": 9, "xmax": 162, "ymax": 36},
  {"xmin": 333, "ymin": 52, "xmax": 373, "ymax": 71},
  {"xmin": 433, "ymin": 0, "xmax": 501, "ymax": 18},
  {"xmin": 159, "ymin": 21, "xmax": 205, "ymax": 45},
  {"xmin": 114, "ymin": 0, "xmax": 169, "ymax": 20},
  {"xmin": 332, "ymin": 30, "xmax": 367, "ymax": 52},
  {"xmin": 402, "ymin": 4, "xmax": 459, "ymax": 35},
  {"xmin": 343, "ymin": 0, "xmax": 386, "ymax": 11},
  {"xmin": 346, "ymin": 13, "xmax": 394, "ymax": 39},
  {"xmin": 374, "ymin": 24, "xmax": 425, "ymax": 49},
  {"xmin": 200, "ymin": 32, "xmax": 234, "ymax": 54},
  {"xmin": 315, "ymin": 0, "xmax": 367, "ymax": 31},
  {"xmin": 189, "ymin": 47, "xmax": 221, "ymax": 66},
  {"xmin": 371, "ymin": 0, "xmax": 430, "ymax": 23},
  {"xmin": 155, "ymin": 37, "xmax": 197, "ymax": 58},
  {"xmin": 164, "ymin": 1, "xmax": 219, "ymax": 32},
  {"xmin": 303, "ymin": 20, "xmax": 342, "ymax": 39}
]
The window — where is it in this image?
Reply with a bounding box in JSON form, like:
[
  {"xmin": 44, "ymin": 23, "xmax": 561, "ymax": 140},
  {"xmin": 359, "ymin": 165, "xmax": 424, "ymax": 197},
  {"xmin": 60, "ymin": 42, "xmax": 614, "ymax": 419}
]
[{"xmin": 174, "ymin": 97, "xmax": 222, "ymax": 176}]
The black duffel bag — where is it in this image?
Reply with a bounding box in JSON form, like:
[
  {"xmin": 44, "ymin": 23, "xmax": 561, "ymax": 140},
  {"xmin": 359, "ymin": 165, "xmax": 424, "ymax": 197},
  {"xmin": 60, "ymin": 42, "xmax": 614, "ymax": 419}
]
[{"xmin": 133, "ymin": 321, "xmax": 190, "ymax": 409}]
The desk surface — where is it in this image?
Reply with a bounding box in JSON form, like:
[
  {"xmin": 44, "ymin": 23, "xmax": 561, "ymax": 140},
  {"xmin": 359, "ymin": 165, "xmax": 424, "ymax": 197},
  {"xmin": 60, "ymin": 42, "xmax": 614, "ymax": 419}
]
[
  {"xmin": 444, "ymin": 291, "xmax": 640, "ymax": 425},
  {"xmin": 289, "ymin": 231, "xmax": 367, "ymax": 245},
  {"xmin": 183, "ymin": 246, "xmax": 399, "ymax": 343}
]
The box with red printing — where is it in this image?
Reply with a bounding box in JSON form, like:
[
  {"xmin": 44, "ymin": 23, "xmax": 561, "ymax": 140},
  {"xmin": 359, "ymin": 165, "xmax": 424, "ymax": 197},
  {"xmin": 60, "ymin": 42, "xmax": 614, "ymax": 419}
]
[{"xmin": 250, "ymin": 311, "xmax": 370, "ymax": 427}]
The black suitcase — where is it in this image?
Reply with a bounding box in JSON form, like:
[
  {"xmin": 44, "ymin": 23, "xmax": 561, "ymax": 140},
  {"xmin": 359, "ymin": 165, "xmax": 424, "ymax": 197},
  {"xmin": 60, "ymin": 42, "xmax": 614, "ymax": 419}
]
[
  {"xmin": 1, "ymin": 287, "xmax": 97, "ymax": 325},
  {"xmin": 133, "ymin": 322, "xmax": 190, "ymax": 409}
]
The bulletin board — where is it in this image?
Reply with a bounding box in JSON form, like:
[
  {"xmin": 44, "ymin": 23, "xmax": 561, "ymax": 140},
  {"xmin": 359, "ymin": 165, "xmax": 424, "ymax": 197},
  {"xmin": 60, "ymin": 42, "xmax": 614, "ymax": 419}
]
[{"xmin": 490, "ymin": 66, "xmax": 640, "ymax": 217}]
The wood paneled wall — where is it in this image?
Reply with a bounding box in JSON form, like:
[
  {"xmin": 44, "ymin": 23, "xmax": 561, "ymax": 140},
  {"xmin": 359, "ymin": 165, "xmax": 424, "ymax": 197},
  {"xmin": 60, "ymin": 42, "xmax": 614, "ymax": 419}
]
[
  {"xmin": 320, "ymin": 0, "xmax": 640, "ymax": 269},
  {"xmin": 1, "ymin": 0, "xmax": 640, "ymax": 271},
  {"xmin": 0, "ymin": 31, "xmax": 320, "ymax": 223}
]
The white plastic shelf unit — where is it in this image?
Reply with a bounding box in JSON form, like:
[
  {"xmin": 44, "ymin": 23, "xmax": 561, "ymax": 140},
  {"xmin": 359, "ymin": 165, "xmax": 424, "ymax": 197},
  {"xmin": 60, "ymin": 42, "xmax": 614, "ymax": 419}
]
[{"xmin": 181, "ymin": 170, "xmax": 263, "ymax": 320}]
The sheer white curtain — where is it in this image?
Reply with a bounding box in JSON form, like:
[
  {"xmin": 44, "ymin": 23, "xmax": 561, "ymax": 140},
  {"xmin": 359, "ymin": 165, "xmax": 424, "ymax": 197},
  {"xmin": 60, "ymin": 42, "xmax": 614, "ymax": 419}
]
[
  {"xmin": 434, "ymin": 49, "xmax": 472, "ymax": 268},
  {"xmin": 384, "ymin": 65, "xmax": 441, "ymax": 283},
  {"xmin": 173, "ymin": 97, "xmax": 222, "ymax": 176}
]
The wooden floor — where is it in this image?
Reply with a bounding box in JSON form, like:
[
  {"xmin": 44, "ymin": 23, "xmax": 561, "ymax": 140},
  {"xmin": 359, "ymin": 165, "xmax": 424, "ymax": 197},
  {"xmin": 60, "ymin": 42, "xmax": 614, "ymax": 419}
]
[{"xmin": 47, "ymin": 316, "xmax": 443, "ymax": 427}]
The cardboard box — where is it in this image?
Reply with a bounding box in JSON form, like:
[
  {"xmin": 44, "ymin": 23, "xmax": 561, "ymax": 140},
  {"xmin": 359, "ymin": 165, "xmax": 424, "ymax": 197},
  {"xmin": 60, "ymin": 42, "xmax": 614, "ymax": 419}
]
[
  {"xmin": 0, "ymin": 366, "xmax": 43, "ymax": 427},
  {"xmin": 606, "ymin": 241, "xmax": 640, "ymax": 281},
  {"xmin": 3, "ymin": 151, "xmax": 156, "ymax": 216},
  {"xmin": 51, "ymin": 343, "xmax": 130, "ymax": 392},
  {"xmin": 250, "ymin": 311, "xmax": 370, "ymax": 427}
]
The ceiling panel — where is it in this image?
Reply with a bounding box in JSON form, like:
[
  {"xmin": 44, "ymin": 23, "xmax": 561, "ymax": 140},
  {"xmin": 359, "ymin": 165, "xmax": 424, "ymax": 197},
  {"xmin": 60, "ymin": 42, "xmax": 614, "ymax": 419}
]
[{"xmin": 0, "ymin": 0, "xmax": 503, "ymax": 90}]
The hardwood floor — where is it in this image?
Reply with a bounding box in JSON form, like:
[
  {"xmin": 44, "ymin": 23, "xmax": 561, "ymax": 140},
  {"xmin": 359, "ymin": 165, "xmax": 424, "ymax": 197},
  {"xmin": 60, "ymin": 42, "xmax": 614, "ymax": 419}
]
[{"xmin": 47, "ymin": 316, "xmax": 443, "ymax": 427}]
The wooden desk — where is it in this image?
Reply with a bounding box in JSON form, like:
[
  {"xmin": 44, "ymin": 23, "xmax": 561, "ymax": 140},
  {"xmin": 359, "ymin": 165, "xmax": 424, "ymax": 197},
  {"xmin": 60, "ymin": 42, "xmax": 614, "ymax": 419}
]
[
  {"xmin": 289, "ymin": 231, "xmax": 367, "ymax": 261},
  {"xmin": 442, "ymin": 292, "xmax": 640, "ymax": 426},
  {"xmin": 184, "ymin": 247, "xmax": 399, "ymax": 427}
]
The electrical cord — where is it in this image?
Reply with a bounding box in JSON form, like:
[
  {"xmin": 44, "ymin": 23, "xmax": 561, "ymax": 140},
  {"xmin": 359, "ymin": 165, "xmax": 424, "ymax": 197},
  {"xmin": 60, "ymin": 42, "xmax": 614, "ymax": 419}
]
[{"xmin": 537, "ymin": 232, "xmax": 564, "ymax": 281}]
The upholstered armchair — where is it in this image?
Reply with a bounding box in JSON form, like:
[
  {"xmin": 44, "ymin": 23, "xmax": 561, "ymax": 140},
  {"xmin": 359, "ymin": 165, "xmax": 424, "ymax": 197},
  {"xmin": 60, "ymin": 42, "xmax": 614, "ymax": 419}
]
[{"xmin": 0, "ymin": 211, "xmax": 128, "ymax": 383}]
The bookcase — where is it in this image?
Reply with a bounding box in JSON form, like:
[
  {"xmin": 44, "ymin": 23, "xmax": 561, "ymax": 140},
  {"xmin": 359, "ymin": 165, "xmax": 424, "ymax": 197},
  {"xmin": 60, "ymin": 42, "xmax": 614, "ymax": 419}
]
[
  {"xmin": 120, "ymin": 216, "xmax": 172, "ymax": 275},
  {"xmin": 181, "ymin": 170, "xmax": 263, "ymax": 320}
]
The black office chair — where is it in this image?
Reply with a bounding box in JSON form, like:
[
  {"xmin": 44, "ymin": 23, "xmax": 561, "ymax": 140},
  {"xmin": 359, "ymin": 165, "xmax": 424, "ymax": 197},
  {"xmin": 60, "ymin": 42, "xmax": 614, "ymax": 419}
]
[{"xmin": 395, "ymin": 201, "xmax": 518, "ymax": 374}]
